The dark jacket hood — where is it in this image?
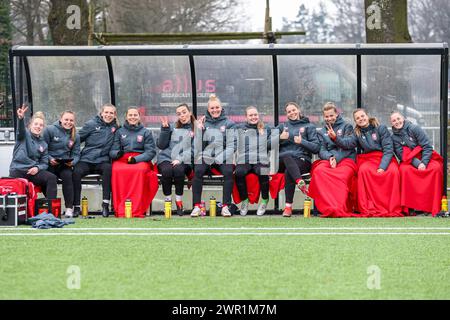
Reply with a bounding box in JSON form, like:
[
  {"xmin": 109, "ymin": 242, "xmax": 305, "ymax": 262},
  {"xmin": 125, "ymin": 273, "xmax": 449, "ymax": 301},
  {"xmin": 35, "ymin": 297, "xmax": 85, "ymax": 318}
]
[
  {"xmin": 124, "ymin": 121, "xmax": 144, "ymax": 131},
  {"xmin": 95, "ymin": 114, "xmax": 117, "ymax": 127},
  {"xmin": 52, "ymin": 120, "xmax": 72, "ymax": 134},
  {"xmin": 288, "ymin": 116, "xmax": 310, "ymax": 126},
  {"xmin": 244, "ymin": 122, "xmax": 258, "ymax": 130}
]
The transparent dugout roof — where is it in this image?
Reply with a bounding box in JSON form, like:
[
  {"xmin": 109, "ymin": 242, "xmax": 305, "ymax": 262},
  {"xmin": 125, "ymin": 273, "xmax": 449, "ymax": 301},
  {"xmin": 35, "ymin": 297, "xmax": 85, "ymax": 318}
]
[{"xmin": 10, "ymin": 44, "xmax": 448, "ymax": 154}]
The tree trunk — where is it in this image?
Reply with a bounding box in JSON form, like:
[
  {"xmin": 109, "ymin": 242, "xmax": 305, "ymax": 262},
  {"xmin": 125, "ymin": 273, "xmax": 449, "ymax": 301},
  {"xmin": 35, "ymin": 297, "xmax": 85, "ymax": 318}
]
[
  {"xmin": 363, "ymin": 0, "xmax": 414, "ymax": 126},
  {"xmin": 48, "ymin": 0, "xmax": 89, "ymax": 45},
  {"xmin": 364, "ymin": 0, "xmax": 412, "ymax": 43},
  {"xmin": 35, "ymin": 0, "xmax": 46, "ymax": 44},
  {"xmin": 25, "ymin": 0, "xmax": 34, "ymax": 44}
]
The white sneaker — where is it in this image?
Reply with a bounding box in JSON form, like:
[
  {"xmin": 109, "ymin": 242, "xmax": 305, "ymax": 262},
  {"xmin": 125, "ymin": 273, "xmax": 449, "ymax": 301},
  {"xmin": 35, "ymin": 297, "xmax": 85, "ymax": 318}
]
[
  {"xmin": 240, "ymin": 200, "xmax": 249, "ymax": 216},
  {"xmin": 64, "ymin": 208, "xmax": 73, "ymax": 218},
  {"xmin": 256, "ymin": 202, "xmax": 267, "ymax": 216},
  {"xmin": 221, "ymin": 206, "xmax": 232, "ymax": 217},
  {"xmin": 190, "ymin": 206, "xmax": 201, "ymax": 217}
]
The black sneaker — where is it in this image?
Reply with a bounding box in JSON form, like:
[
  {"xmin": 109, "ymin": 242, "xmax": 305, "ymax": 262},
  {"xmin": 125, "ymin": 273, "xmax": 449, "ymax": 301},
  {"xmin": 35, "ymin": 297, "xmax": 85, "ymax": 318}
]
[
  {"xmin": 312, "ymin": 208, "xmax": 322, "ymax": 217},
  {"xmin": 73, "ymin": 206, "xmax": 80, "ymax": 218},
  {"xmin": 102, "ymin": 203, "xmax": 110, "ymax": 218},
  {"xmin": 176, "ymin": 205, "xmax": 184, "ymax": 216}
]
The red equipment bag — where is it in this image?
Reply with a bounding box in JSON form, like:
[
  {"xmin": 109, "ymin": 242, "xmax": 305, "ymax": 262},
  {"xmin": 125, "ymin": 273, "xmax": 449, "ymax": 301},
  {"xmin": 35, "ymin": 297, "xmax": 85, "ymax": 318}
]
[{"xmin": 0, "ymin": 177, "xmax": 37, "ymax": 218}]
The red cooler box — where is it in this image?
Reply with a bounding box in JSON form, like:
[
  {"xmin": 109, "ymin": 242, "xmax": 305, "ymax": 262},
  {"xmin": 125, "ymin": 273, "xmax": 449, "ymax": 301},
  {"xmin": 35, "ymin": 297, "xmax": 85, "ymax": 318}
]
[{"xmin": 35, "ymin": 198, "xmax": 61, "ymax": 218}]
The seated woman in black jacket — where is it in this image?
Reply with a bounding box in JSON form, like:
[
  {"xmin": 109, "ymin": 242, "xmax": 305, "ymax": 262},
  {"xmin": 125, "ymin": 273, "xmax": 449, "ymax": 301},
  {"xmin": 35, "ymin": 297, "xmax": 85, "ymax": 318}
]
[
  {"xmin": 109, "ymin": 107, "xmax": 157, "ymax": 218},
  {"xmin": 43, "ymin": 111, "xmax": 80, "ymax": 218},
  {"xmin": 157, "ymin": 103, "xmax": 196, "ymax": 216},
  {"xmin": 390, "ymin": 111, "xmax": 443, "ymax": 216},
  {"xmin": 9, "ymin": 105, "xmax": 57, "ymax": 200},
  {"xmin": 234, "ymin": 106, "xmax": 271, "ymax": 216}
]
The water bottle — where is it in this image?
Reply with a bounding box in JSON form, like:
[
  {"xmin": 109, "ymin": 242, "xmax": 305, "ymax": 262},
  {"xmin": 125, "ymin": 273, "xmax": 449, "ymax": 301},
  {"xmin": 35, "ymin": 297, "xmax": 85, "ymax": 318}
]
[
  {"xmin": 441, "ymin": 196, "xmax": 448, "ymax": 212},
  {"xmin": 81, "ymin": 196, "xmax": 88, "ymax": 217},
  {"xmin": 125, "ymin": 199, "xmax": 132, "ymax": 218},
  {"xmin": 303, "ymin": 198, "xmax": 311, "ymax": 218},
  {"xmin": 209, "ymin": 196, "xmax": 216, "ymax": 217},
  {"xmin": 164, "ymin": 200, "xmax": 172, "ymax": 219}
]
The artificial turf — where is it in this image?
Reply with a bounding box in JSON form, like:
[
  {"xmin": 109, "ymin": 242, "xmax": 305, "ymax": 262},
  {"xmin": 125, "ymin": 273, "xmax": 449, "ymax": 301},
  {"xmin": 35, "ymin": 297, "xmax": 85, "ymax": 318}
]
[{"xmin": 1, "ymin": 216, "xmax": 449, "ymax": 300}]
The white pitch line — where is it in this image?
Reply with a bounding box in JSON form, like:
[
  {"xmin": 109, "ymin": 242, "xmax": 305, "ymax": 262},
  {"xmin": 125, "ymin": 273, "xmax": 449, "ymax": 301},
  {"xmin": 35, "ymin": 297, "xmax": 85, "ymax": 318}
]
[
  {"xmin": 0, "ymin": 232, "xmax": 450, "ymax": 236},
  {"xmin": 2, "ymin": 227, "xmax": 450, "ymax": 231}
]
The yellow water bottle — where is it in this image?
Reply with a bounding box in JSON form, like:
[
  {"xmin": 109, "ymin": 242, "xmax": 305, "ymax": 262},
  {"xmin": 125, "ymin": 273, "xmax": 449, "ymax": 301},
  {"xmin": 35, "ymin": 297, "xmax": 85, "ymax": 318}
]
[
  {"xmin": 209, "ymin": 196, "xmax": 216, "ymax": 217},
  {"xmin": 81, "ymin": 196, "xmax": 88, "ymax": 217},
  {"xmin": 164, "ymin": 200, "xmax": 172, "ymax": 219},
  {"xmin": 303, "ymin": 198, "xmax": 311, "ymax": 218},
  {"xmin": 441, "ymin": 196, "xmax": 448, "ymax": 212},
  {"xmin": 125, "ymin": 199, "xmax": 132, "ymax": 218}
]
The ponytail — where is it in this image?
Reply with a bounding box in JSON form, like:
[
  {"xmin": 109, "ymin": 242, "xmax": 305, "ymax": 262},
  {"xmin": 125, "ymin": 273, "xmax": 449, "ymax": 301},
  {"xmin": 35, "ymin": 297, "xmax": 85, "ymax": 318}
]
[
  {"xmin": 208, "ymin": 94, "xmax": 221, "ymax": 106},
  {"xmin": 29, "ymin": 111, "xmax": 46, "ymax": 127}
]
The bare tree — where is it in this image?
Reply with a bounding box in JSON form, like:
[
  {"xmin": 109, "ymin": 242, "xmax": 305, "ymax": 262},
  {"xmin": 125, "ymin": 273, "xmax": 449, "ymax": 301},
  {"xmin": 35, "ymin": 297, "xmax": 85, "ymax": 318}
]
[
  {"xmin": 280, "ymin": 2, "xmax": 332, "ymax": 44},
  {"xmin": 105, "ymin": 0, "xmax": 242, "ymax": 34},
  {"xmin": 10, "ymin": 0, "xmax": 50, "ymax": 45},
  {"xmin": 281, "ymin": 1, "xmax": 365, "ymax": 44},
  {"xmin": 331, "ymin": 0, "xmax": 365, "ymax": 43},
  {"xmin": 408, "ymin": 0, "xmax": 450, "ymax": 44}
]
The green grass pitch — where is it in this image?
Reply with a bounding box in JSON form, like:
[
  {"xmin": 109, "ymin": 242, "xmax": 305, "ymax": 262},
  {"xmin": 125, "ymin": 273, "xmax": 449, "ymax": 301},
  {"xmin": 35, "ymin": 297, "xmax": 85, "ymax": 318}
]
[{"xmin": 1, "ymin": 216, "xmax": 450, "ymax": 300}]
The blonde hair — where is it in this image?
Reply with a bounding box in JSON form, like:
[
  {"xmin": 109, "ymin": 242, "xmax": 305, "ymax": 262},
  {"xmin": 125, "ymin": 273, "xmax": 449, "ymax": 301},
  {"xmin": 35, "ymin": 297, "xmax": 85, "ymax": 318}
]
[
  {"xmin": 100, "ymin": 103, "xmax": 116, "ymax": 114},
  {"xmin": 29, "ymin": 111, "xmax": 46, "ymax": 127},
  {"xmin": 245, "ymin": 106, "xmax": 265, "ymax": 135},
  {"xmin": 100, "ymin": 103, "xmax": 119, "ymax": 126},
  {"xmin": 352, "ymin": 108, "xmax": 379, "ymax": 137},
  {"xmin": 60, "ymin": 110, "xmax": 77, "ymax": 143},
  {"xmin": 208, "ymin": 94, "xmax": 221, "ymax": 106}
]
